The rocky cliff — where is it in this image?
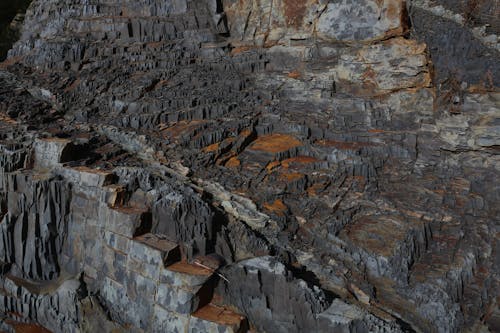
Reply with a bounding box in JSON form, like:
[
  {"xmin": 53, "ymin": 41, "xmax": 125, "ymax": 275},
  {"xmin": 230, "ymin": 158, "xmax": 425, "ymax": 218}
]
[{"xmin": 0, "ymin": 0, "xmax": 498, "ymax": 332}]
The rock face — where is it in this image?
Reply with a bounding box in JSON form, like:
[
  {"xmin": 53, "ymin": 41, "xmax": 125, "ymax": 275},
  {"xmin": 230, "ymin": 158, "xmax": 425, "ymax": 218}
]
[{"xmin": 0, "ymin": 0, "xmax": 498, "ymax": 332}]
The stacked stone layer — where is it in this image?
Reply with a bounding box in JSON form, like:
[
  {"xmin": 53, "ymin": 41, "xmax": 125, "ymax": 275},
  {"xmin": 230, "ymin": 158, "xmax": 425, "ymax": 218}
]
[{"xmin": 0, "ymin": 0, "xmax": 498, "ymax": 332}]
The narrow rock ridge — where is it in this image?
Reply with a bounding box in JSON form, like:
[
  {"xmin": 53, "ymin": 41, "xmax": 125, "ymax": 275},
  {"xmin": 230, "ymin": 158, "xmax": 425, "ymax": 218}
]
[{"xmin": 0, "ymin": 0, "xmax": 498, "ymax": 332}]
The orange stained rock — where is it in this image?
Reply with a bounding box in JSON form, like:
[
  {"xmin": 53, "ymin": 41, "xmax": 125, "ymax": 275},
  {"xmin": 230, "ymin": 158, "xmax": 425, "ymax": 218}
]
[
  {"xmin": 8, "ymin": 322, "xmax": 51, "ymax": 333},
  {"xmin": 249, "ymin": 134, "xmax": 303, "ymax": 153},
  {"xmin": 225, "ymin": 157, "xmax": 241, "ymax": 168},
  {"xmin": 467, "ymin": 84, "xmax": 499, "ymax": 93},
  {"xmin": 283, "ymin": 0, "xmax": 309, "ymax": 28},
  {"xmin": 382, "ymin": 1, "xmax": 405, "ymax": 38},
  {"xmin": 361, "ymin": 65, "xmax": 377, "ymax": 82},
  {"xmin": 167, "ymin": 261, "xmax": 212, "ymax": 276},
  {"xmin": 145, "ymin": 41, "xmax": 164, "ymax": 48},
  {"xmin": 380, "ymin": 36, "xmax": 427, "ymax": 54},
  {"xmin": 193, "ymin": 304, "xmax": 245, "ymax": 326},
  {"xmin": 287, "ymin": 70, "xmax": 301, "ymax": 79},
  {"xmin": 279, "ymin": 172, "xmax": 304, "ymax": 182},
  {"xmin": 162, "ymin": 120, "xmax": 205, "ymax": 140},
  {"xmin": 342, "ymin": 216, "xmax": 423, "ymax": 257},
  {"xmin": 385, "ymin": 0, "xmax": 401, "ymax": 21},
  {"xmin": 239, "ymin": 129, "xmax": 253, "ymax": 137},
  {"xmin": 230, "ymin": 45, "xmax": 256, "ymax": 56},
  {"xmin": 368, "ymin": 129, "xmax": 386, "ymax": 133},
  {"xmin": 306, "ymin": 183, "xmax": 324, "ymax": 196},
  {"xmin": 263, "ymin": 199, "xmax": 288, "ymax": 216},
  {"xmin": 281, "ymin": 156, "xmax": 318, "ymax": 168},
  {"xmin": 266, "ymin": 160, "xmax": 281, "ymax": 172},
  {"xmin": 203, "ymin": 142, "xmax": 220, "ymax": 153},
  {"xmin": 0, "ymin": 113, "xmax": 18, "ymax": 125}
]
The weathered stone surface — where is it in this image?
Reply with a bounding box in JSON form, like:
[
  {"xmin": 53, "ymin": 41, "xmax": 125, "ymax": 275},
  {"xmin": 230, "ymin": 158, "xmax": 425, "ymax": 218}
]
[
  {"xmin": 0, "ymin": 0, "xmax": 497, "ymax": 332},
  {"xmin": 224, "ymin": 0, "xmax": 405, "ymax": 44},
  {"xmin": 317, "ymin": 0, "xmax": 405, "ymax": 42},
  {"xmin": 190, "ymin": 303, "xmax": 248, "ymax": 333},
  {"xmin": 0, "ymin": 172, "xmax": 71, "ymax": 281},
  {"xmin": 335, "ymin": 38, "xmax": 431, "ymax": 96}
]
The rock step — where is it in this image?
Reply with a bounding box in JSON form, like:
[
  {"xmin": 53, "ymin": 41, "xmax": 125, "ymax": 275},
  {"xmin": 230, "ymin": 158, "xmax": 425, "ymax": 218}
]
[
  {"xmin": 339, "ymin": 212, "xmax": 433, "ymax": 281},
  {"xmin": 163, "ymin": 256, "xmax": 223, "ymax": 288},
  {"xmin": 59, "ymin": 166, "xmax": 115, "ymax": 188},
  {"xmin": 409, "ymin": 222, "xmax": 477, "ymax": 301},
  {"xmin": 133, "ymin": 233, "xmax": 181, "ymax": 266},
  {"xmin": 104, "ymin": 206, "xmax": 152, "ymax": 238},
  {"xmin": 167, "ymin": 261, "xmax": 214, "ymax": 276},
  {"xmin": 157, "ymin": 257, "xmax": 226, "ymax": 315},
  {"xmin": 191, "ymin": 303, "xmax": 248, "ymax": 333}
]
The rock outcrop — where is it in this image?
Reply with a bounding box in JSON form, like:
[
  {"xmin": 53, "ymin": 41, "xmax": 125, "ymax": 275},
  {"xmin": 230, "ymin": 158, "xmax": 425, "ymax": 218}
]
[{"xmin": 0, "ymin": 0, "xmax": 498, "ymax": 332}]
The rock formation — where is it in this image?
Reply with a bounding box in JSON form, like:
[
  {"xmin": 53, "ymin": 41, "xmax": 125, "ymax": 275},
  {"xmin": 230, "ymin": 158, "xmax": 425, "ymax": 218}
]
[{"xmin": 0, "ymin": 0, "xmax": 498, "ymax": 332}]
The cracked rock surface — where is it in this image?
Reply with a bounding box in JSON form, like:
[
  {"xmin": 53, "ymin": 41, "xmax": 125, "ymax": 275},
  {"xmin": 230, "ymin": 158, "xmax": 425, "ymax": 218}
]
[{"xmin": 0, "ymin": 0, "xmax": 498, "ymax": 332}]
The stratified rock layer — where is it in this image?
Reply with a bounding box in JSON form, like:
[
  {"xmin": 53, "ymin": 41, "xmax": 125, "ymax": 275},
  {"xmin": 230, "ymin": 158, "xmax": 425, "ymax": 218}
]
[{"xmin": 0, "ymin": 0, "xmax": 498, "ymax": 332}]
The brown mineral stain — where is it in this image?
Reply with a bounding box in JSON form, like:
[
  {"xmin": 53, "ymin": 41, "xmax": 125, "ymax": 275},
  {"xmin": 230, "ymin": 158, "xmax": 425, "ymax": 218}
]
[
  {"xmin": 385, "ymin": 0, "xmax": 401, "ymax": 21},
  {"xmin": 225, "ymin": 156, "xmax": 241, "ymax": 168},
  {"xmin": 266, "ymin": 160, "xmax": 281, "ymax": 172},
  {"xmin": 387, "ymin": 37, "xmax": 427, "ymax": 54},
  {"xmin": 231, "ymin": 45, "xmax": 256, "ymax": 56},
  {"xmin": 239, "ymin": 129, "xmax": 253, "ymax": 137},
  {"xmin": 162, "ymin": 120, "xmax": 206, "ymax": 140},
  {"xmin": 145, "ymin": 41, "xmax": 164, "ymax": 48},
  {"xmin": 203, "ymin": 142, "xmax": 220, "ymax": 153},
  {"xmin": 287, "ymin": 70, "xmax": 301, "ymax": 79},
  {"xmin": 0, "ymin": 113, "xmax": 18, "ymax": 124},
  {"xmin": 281, "ymin": 156, "xmax": 318, "ymax": 168},
  {"xmin": 193, "ymin": 304, "xmax": 245, "ymax": 326},
  {"xmin": 263, "ymin": 199, "xmax": 288, "ymax": 216},
  {"xmin": 250, "ymin": 134, "xmax": 302, "ymax": 153},
  {"xmin": 167, "ymin": 261, "xmax": 212, "ymax": 276},
  {"xmin": 306, "ymin": 183, "xmax": 324, "ymax": 196},
  {"xmin": 360, "ymin": 66, "xmax": 379, "ymax": 90},
  {"xmin": 342, "ymin": 216, "xmax": 410, "ymax": 257},
  {"xmin": 283, "ymin": 0, "xmax": 308, "ymax": 28},
  {"xmin": 279, "ymin": 172, "xmax": 304, "ymax": 182},
  {"xmin": 7, "ymin": 322, "xmax": 51, "ymax": 333}
]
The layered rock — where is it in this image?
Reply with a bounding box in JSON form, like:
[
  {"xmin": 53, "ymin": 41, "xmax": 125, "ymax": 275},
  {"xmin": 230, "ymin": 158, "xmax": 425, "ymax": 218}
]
[{"xmin": 0, "ymin": 0, "xmax": 498, "ymax": 332}]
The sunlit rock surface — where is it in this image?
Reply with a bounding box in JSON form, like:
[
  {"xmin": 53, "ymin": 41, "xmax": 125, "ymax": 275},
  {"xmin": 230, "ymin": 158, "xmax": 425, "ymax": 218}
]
[{"xmin": 0, "ymin": 0, "xmax": 498, "ymax": 332}]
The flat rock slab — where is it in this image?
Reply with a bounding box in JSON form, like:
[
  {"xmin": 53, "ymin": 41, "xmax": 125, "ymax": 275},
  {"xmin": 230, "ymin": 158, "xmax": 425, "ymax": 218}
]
[
  {"xmin": 191, "ymin": 303, "xmax": 248, "ymax": 333},
  {"xmin": 133, "ymin": 233, "xmax": 181, "ymax": 266}
]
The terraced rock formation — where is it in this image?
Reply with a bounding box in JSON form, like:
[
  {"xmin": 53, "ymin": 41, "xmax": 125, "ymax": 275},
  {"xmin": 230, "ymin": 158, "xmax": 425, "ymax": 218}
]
[{"xmin": 0, "ymin": 0, "xmax": 498, "ymax": 332}]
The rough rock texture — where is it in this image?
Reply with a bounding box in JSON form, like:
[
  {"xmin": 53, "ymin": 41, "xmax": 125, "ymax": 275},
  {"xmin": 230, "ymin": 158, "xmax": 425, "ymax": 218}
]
[{"xmin": 0, "ymin": 0, "xmax": 498, "ymax": 332}]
